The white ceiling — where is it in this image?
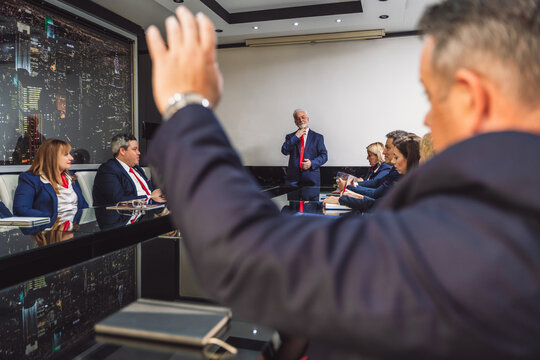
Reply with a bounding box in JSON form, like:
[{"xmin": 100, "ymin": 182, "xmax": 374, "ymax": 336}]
[{"xmin": 90, "ymin": 0, "xmax": 439, "ymax": 45}]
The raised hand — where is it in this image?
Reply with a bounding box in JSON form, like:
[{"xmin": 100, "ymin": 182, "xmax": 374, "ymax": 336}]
[{"xmin": 145, "ymin": 6, "xmax": 223, "ymax": 114}]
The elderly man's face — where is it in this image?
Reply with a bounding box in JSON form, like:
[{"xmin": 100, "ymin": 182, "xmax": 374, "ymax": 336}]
[
  {"xmin": 294, "ymin": 111, "xmax": 309, "ymax": 129},
  {"xmin": 421, "ymin": 37, "xmax": 470, "ymax": 152}
]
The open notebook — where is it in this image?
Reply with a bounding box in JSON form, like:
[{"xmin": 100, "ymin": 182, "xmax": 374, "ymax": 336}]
[{"xmin": 95, "ymin": 299, "xmax": 232, "ymax": 348}]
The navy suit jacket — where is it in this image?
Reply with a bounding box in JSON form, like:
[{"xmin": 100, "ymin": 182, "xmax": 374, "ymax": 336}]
[
  {"xmin": 148, "ymin": 104, "xmax": 540, "ymax": 359},
  {"xmin": 281, "ymin": 129, "xmax": 327, "ymax": 186},
  {"xmin": 13, "ymin": 172, "xmax": 88, "ymax": 223},
  {"xmin": 93, "ymin": 158, "xmax": 154, "ymax": 207},
  {"xmin": 0, "ymin": 201, "xmax": 12, "ymax": 218},
  {"xmin": 363, "ymin": 162, "xmax": 392, "ymax": 182}
]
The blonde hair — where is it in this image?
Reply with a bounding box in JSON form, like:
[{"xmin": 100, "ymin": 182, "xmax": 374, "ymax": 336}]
[
  {"xmin": 420, "ymin": 133, "xmax": 436, "ymax": 163},
  {"xmin": 366, "ymin": 142, "xmax": 385, "ymax": 166},
  {"xmin": 28, "ymin": 139, "xmax": 76, "ymax": 194}
]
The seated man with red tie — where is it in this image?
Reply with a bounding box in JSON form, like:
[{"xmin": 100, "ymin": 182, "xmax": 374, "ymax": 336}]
[
  {"xmin": 93, "ymin": 134, "xmax": 166, "ymax": 207},
  {"xmin": 281, "ymin": 109, "xmax": 328, "ymax": 199}
]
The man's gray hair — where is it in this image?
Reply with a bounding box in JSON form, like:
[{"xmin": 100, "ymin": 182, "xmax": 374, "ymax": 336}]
[
  {"xmin": 419, "ymin": 0, "xmax": 540, "ymax": 106},
  {"xmin": 386, "ymin": 130, "xmax": 409, "ymax": 143},
  {"xmin": 293, "ymin": 109, "xmax": 308, "ymax": 120},
  {"xmin": 111, "ymin": 133, "xmax": 137, "ymax": 157}
]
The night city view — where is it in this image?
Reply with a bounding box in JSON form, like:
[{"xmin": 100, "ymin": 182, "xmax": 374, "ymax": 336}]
[
  {"xmin": 0, "ymin": 247, "xmax": 136, "ymax": 358},
  {"xmin": 0, "ymin": 0, "xmax": 133, "ymax": 165}
]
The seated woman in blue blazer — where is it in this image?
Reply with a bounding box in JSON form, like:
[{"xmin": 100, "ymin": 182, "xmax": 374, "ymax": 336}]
[
  {"xmin": 360, "ymin": 142, "xmax": 392, "ymax": 182},
  {"xmin": 13, "ymin": 139, "xmax": 88, "ymax": 225}
]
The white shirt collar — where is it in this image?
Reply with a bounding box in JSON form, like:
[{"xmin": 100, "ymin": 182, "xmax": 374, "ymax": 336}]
[{"xmin": 116, "ymin": 158, "xmax": 132, "ymax": 172}]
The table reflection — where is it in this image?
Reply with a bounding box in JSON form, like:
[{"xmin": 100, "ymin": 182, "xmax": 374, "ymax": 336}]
[{"xmin": 0, "ymin": 205, "xmax": 171, "ymax": 261}]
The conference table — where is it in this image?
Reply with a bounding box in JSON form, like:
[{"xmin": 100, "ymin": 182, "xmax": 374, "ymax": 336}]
[{"xmin": 0, "ymin": 186, "xmax": 342, "ymax": 359}]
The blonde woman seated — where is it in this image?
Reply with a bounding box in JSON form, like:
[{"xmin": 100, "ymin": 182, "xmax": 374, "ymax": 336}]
[
  {"xmin": 14, "ymin": 139, "xmax": 88, "ymax": 227},
  {"xmin": 359, "ymin": 142, "xmax": 392, "ymax": 182},
  {"xmin": 334, "ymin": 142, "xmax": 392, "ymax": 193}
]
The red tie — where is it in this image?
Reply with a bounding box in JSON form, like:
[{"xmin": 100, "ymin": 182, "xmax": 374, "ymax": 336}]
[
  {"xmin": 61, "ymin": 173, "xmax": 69, "ymax": 188},
  {"xmin": 129, "ymin": 168, "xmax": 150, "ymax": 195},
  {"xmin": 299, "ymin": 135, "xmax": 305, "ymax": 169}
]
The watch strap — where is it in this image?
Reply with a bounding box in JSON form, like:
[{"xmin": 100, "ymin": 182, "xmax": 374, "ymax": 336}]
[{"xmin": 162, "ymin": 93, "xmax": 210, "ymax": 121}]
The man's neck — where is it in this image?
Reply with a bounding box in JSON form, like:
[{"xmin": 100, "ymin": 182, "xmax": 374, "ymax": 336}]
[{"xmin": 116, "ymin": 157, "xmax": 131, "ymax": 168}]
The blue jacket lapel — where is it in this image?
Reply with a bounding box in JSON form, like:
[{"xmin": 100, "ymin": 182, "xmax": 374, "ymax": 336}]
[
  {"xmin": 113, "ymin": 159, "xmax": 137, "ymax": 194},
  {"xmin": 43, "ymin": 182, "xmax": 58, "ymax": 211},
  {"xmin": 305, "ymin": 131, "xmax": 314, "ymax": 155}
]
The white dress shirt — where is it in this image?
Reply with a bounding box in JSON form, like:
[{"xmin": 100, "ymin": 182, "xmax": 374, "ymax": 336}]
[
  {"xmin": 40, "ymin": 174, "xmax": 78, "ymax": 223},
  {"xmin": 302, "ymin": 128, "xmax": 309, "ymax": 147}
]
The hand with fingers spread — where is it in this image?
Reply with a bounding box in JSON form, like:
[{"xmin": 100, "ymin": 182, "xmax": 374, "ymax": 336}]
[{"xmin": 145, "ymin": 6, "xmax": 223, "ymax": 113}]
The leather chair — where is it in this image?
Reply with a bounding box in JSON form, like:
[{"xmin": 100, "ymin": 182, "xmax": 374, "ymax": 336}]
[{"xmin": 0, "ymin": 174, "xmax": 20, "ymax": 213}]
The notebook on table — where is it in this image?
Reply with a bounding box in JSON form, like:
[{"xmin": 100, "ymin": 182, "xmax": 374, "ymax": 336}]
[
  {"xmin": 324, "ymin": 203, "xmax": 351, "ymax": 211},
  {"xmin": 95, "ymin": 299, "xmax": 232, "ymax": 348},
  {"xmin": 0, "ymin": 216, "xmax": 50, "ymax": 227}
]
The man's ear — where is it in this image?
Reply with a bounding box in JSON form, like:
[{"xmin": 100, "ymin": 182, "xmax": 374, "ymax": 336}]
[{"xmin": 454, "ymin": 68, "xmax": 489, "ymax": 135}]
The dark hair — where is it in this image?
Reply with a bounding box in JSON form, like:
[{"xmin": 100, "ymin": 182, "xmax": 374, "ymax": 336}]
[
  {"xmin": 394, "ymin": 135, "xmax": 421, "ymax": 172},
  {"xmin": 385, "ymin": 130, "xmax": 409, "ymax": 143},
  {"xmin": 419, "ymin": 0, "xmax": 540, "ymax": 106},
  {"xmin": 111, "ymin": 133, "xmax": 137, "ymax": 157}
]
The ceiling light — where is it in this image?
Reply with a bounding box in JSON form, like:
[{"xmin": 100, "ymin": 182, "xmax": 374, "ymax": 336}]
[
  {"xmin": 336, "ymin": 19, "xmax": 342, "ymax": 23},
  {"xmin": 293, "ymin": 22, "xmax": 299, "ymax": 26},
  {"xmin": 246, "ymin": 29, "xmax": 386, "ymax": 47},
  {"xmin": 215, "ymin": 29, "xmax": 223, "ymax": 33},
  {"xmin": 173, "ymin": 0, "xmax": 184, "ymax": 3},
  {"xmin": 253, "ymin": 26, "xmax": 259, "ymax": 30},
  {"xmin": 379, "ymin": 15, "xmax": 389, "ymax": 19}
]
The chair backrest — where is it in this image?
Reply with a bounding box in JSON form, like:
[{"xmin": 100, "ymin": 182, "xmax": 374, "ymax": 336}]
[
  {"xmin": 141, "ymin": 167, "xmax": 151, "ymax": 182},
  {"xmin": 76, "ymin": 171, "xmax": 97, "ymax": 207},
  {"xmin": 0, "ymin": 174, "xmax": 20, "ymax": 213}
]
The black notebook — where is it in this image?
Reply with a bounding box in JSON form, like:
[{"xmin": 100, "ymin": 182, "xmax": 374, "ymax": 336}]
[{"xmin": 94, "ymin": 299, "xmax": 232, "ymax": 347}]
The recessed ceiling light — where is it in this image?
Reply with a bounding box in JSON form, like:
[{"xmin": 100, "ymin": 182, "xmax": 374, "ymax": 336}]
[
  {"xmin": 215, "ymin": 29, "xmax": 223, "ymax": 33},
  {"xmin": 336, "ymin": 19, "xmax": 342, "ymax": 23},
  {"xmin": 253, "ymin": 26, "xmax": 259, "ymax": 30},
  {"xmin": 293, "ymin": 22, "xmax": 299, "ymax": 26},
  {"xmin": 173, "ymin": 0, "xmax": 184, "ymax": 3},
  {"xmin": 379, "ymin": 15, "xmax": 389, "ymax": 19}
]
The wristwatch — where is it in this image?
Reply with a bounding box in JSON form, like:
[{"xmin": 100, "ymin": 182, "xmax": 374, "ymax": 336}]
[{"xmin": 162, "ymin": 93, "xmax": 210, "ymax": 121}]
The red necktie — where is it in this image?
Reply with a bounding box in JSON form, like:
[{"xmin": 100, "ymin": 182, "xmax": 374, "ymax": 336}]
[
  {"xmin": 299, "ymin": 135, "xmax": 305, "ymax": 169},
  {"xmin": 129, "ymin": 168, "xmax": 150, "ymax": 195},
  {"xmin": 62, "ymin": 221, "xmax": 70, "ymax": 231},
  {"xmin": 61, "ymin": 173, "xmax": 69, "ymax": 188}
]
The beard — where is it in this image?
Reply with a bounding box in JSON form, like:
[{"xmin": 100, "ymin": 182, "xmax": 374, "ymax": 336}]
[{"xmin": 298, "ymin": 123, "xmax": 308, "ymax": 129}]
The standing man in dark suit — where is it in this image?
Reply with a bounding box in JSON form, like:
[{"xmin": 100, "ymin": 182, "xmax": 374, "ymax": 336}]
[
  {"xmin": 145, "ymin": 2, "xmax": 540, "ymax": 358},
  {"xmin": 281, "ymin": 109, "xmax": 327, "ymax": 189},
  {"xmin": 92, "ymin": 134, "xmax": 165, "ymax": 206}
]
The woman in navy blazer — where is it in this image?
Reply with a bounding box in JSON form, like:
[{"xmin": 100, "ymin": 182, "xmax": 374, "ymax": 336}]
[
  {"xmin": 13, "ymin": 139, "xmax": 88, "ymax": 224},
  {"xmin": 361, "ymin": 142, "xmax": 392, "ymax": 182}
]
